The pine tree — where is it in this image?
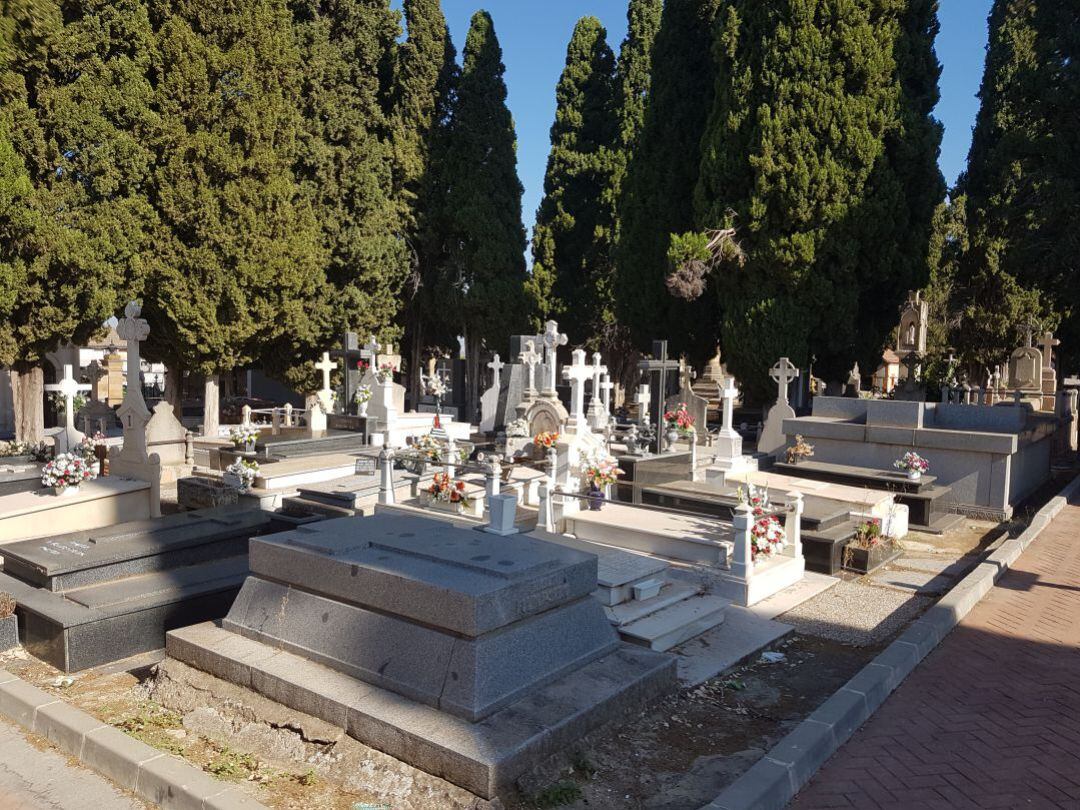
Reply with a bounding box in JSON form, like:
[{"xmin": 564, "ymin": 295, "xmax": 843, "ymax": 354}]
[
  {"xmin": 1, "ymin": 0, "xmax": 152, "ymax": 440},
  {"xmin": 528, "ymin": 16, "xmax": 618, "ymax": 346},
  {"xmin": 614, "ymin": 0, "xmax": 723, "ymax": 355},
  {"xmin": 143, "ymin": 0, "xmax": 327, "ymax": 431},
  {"xmin": 613, "ymin": 0, "xmax": 662, "ymax": 202},
  {"xmin": 694, "ymin": 0, "xmax": 944, "ymax": 401},
  {"xmin": 393, "ymin": 0, "xmax": 458, "ymax": 403},
  {"xmin": 955, "ymin": 0, "xmax": 1078, "ymax": 369},
  {"xmin": 442, "ymin": 10, "xmax": 528, "ymax": 421}
]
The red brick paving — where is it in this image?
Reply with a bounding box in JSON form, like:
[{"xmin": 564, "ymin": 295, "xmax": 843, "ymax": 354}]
[{"xmin": 791, "ymin": 494, "xmax": 1080, "ymax": 809}]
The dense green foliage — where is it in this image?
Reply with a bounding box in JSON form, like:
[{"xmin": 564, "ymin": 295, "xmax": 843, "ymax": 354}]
[
  {"xmin": 528, "ymin": 16, "xmax": 618, "ymax": 346},
  {"xmin": 442, "ymin": 11, "xmax": 528, "ymax": 414},
  {"xmin": 614, "ymin": 0, "xmax": 723, "ymax": 356},
  {"xmin": 951, "ymin": 0, "xmax": 1077, "ymax": 372},
  {"xmin": 694, "ymin": 0, "xmax": 944, "ymax": 401}
]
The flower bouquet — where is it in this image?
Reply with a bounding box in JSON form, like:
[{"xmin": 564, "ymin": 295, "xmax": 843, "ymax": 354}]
[
  {"xmin": 229, "ymin": 425, "xmax": 260, "ymax": 451},
  {"xmin": 581, "ymin": 450, "xmax": 624, "ymax": 511},
  {"xmin": 375, "ymin": 362, "xmax": 397, "ymax": 384},
  {"xmin": 663, "ymin": 403, "xmax": 695, "ymax": 436},
  {"xmin": 41, "ymin": 453, "xmax": 94, "ymax": 495},
  {"xmin": 224, "ymin": 459, "xmax": 259, "ymax": 492},
  {"xmin": 739, "ymin": 484, "xmax": 786, "ymax": 563},
  {"xmin": 786, "ymin": 434, "xmax": 815, "ymax": 465},
  {"xmin": 533, "ymin": 431, "xmax": 560, "ymax": 450},
  {"xmin": 354, "ymin": 384, "xmax": 372, "ymax": 416},
  {"xmin": 426, "ymin": 375, "xmax": 448, "ymax": 398},
  {"xmin": 894, "ymin": 451, "xmax": 929, "ymax": 480},
  {"xmin": 423, "ymin": 472, "xmax": 474, "ymax": 513}
]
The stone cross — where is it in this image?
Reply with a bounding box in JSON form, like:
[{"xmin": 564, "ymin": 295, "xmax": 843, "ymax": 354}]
[
  {"xmin": 315, "ymin": 352, "xmax": 336, "ymax": 395},
  {"xmin": 720, "ymin": 376, "xmax": 739, "ymax": 436},
  {"xmin": 113, "ymin": 301, "xmax": 152, "ymax": 462},
  {"xmin": 635, "ymin": 384, "xmax": 651, "ymax": 425},
  {"xmin": 638, "ymin": 340, "xmax": 680, "ymax": 447},
  {"xmin": 1021, "ymin": 321, "xmax": 1037, "ymax": 349},
  {"xmin": 363, "ymin": 335, "xmax": 381, "ymax": 364},
  {"xmin": 769, "ymin": 357, "xmax": 800, "ymax": 405},
  {"xmin": 487, "ymin": 353, "xmax": 505, "ymax": 389},
  {"xmin": 562, "ymin": 349, "xmax": 593, "ymax": 429},
  {"xmin": 518, "ymin": 340, "xmax": 542, "ymax": 397},
  {"xmin": 86, "ymin": 360, "xmax": 107, "ymax": 402},
  {"xmin": 679, "ymin": 358, "xmax": 696, "ymax": 392},
  {"xmin": 600, "ymin": 373, "xmax": 614, "ymax": 414},
  {"xmin": 117, "ymin": 301, "xmax": 150, "ymax": 390},
  {"xmin": 45, "ymin": 364, "xmax": 91, "ymax": 450},
  {"xmin": 542, "ymin": 320, "xmax": 568, "ymax": 396},
  {"xmin": 587, "ymin": 352, "xmax": 609, "ymax": 430},
  {"xmin": 1040, "ymin": 331, "xmax": 1060, "ymax": 370}
]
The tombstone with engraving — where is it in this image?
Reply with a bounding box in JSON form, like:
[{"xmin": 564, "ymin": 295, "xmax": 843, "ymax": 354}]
[
  {"xmin": 663, "ymin": 357, "xmax": 708, "ymax": 441},
  {"xmin": 759, "ymin": 357, "xmax": 800, "ymax": 457},
  {"xmin": 1008, "ymin": 324, "xmax": 1045, "ymax": 409}
]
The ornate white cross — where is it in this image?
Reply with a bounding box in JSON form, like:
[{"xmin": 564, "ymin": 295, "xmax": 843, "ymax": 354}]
[
  {"xmin": 117, "ymin": 301, "xmax": 150, "ymax": 388},
  {"xmin": 487, "ymin": 353, "xmax": 505, "ymax": 389},
  {"xmin": 1040, "ymin": 331, "xmax": 1060, "ymax": 369},
  {"xmin": 362, "ymin": 335, "xmax": 381, "ymax": 367},
  {"xmin": 590, "ymin": 352, "xmax": 607, "ymax": 395},
  {"xmin": 600, "ymin": 373, "xmax": 615, "ymax": 414},
  {"xmin": 315, "ymin": 352, "xmax": 336, "ymax": 394},
  {"xmin": 113, "ymin": 301, "xmax": 152, "ymax": 461},
  {"xmin": 635, "ymin": 384, "xmax": 651, "ymax": 425},
  {"xmin": 45, "ymin": 364, "xmax": 91, "ymax": 435},
  {"xmin": 542, "ymin": 320, "xmax": 568, "ymax": 395},
  {"xmin": 770, "ymin": 357, "xmax": 800, "ymax": 404},
  {"xmin": 518, "ymin": 340, "xmax": 542, "ymax": 397},
  {"xmin": 562, "ymin": 349, "xmax": 593, "ymax": 427},
  {"xmin": 720, "ymin": 376, "xmax": 739, "ymax": 436}
]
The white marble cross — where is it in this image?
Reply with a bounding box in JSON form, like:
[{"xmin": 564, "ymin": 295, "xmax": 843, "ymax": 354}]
[
  {"xmin": 362, "ymin": 335, "xmax": 381, "ymax": 367},
  {"xmin": 635, "ymin": 384, "xmax": 651, "ymax": 425},
  {"xmin": 113, "ymin": 301, "xmax": 152, "ymax": 462},
  {"xmin": 720, "ymin": 376, "xmax": 739, "ymax": 436},
  {"xmin": 316, "ymin": 352, "xmax": 336, "ymax": 394},
  {"xmin": 1040, "ymin": 331, "xmax": 1060, "ymax": 369},
  {"xmin": 600, "ymin": 373, "xmax": 615, "ymax": 414},
  {"xmin": 487, "ymin": 353, "xmax": 505, "ymax": 389},
  {"xmin": 770, "ymin": 357, "xmax": 800, "ymax": 404},
  {"xmin": 562, "ymin": 349, "xmax": 592, "ymax": 427},
  {"xmin": 542, "ymin": 320, "xmax": 568, "ymax": 395},
  {"xmin": 518, "ymin": 340, "xmax": 542, "ymax": 397},
  {"xmin": 590, "ymin": 352, "xmax": 607, "ymax": 394},
  {"xmin": 45, "ymin": 364, "xmax": 91, "ymax": 441}
]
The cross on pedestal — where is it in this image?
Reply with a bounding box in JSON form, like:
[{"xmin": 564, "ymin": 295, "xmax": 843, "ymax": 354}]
[
  {"xmin": 720, "ymin": 376, "xmax": 739, "ymax": 437},
  {"xmin": 638, "ymin": 340, "xmax": 680, "ymax": 452},
  {"xmin": 1040, "ymin": 331, "xmax": 1060, "ymax": 370},
  {"xmin": 45, "ymin": 364, "xmax": 91, "ymax": 450},
  {"xmin": 364, "ymin": 335, "xmax": 381, "ymax": 363},
  {"xmin": 1021, "ymin": 321, "xmax": 1037, "ymax": 349},
  {"xmin": 542, "ymin": 320, "xmax": 568, "ymax": 396},
  {"xmin": 518, "ymin": 340, "xmax": 542, "ymax": 398},
  {"xmin": 678, "ymin": 357, "xmax": 696, "ymax": 392},
  {"xmin": 600, "ymin": 373, "xmax": 615, "ymax": 414},
  {"xmin": 487, "ymin": 353, "xmax": 505, "ymax": 390},
  {"xmin": 769, "ymin": 357, "xmax": 800, "ymax": 405},
  {"xmin": 562, "ymin": 349, "xmax": 593, "ymax": 430},
  {"xmin": 635, "ymin": 384, "xmax": 651, "ymax": 425},
  {"xmin": 587, "ymin": 352, "xmax": 608, "ymax": 429},
  {"xmin": 316, "ymin": 352, "xmax": 336, "ymax": 396}
]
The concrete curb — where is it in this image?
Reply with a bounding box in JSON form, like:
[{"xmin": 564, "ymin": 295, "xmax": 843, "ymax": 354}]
[
  {"xmin": 700, "ymin": 473, "xmax": 1080, "ymax": 810},
  {"xmin": 0, "ymin": 668, "xmax": 267, "ymax": 810}
]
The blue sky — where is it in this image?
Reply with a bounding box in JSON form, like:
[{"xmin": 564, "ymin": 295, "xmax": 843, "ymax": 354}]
[{"xmin": 394, "ymin": 1, "xmax": 993, "ymax": 234}]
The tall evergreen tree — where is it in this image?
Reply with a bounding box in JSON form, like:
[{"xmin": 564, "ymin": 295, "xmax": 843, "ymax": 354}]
[
  {"xmin": 1, "ymin": 0, "xmax": 151, "ymax": 440},
  {"xmin": 393, "ymin": 0, "xmax": 458, "ymax": 403},
  {"xmin": 694, "ymin": 0, "xmax": 944, "ymax": 401},
  {"xmin": 442, "ymin": 10, "xmax": 528, "ymax": 420},
  {"xmin": 614, "ymin": 0, "xmax": 722, "ymax": 355},
  {"xmin": 143, "ymin": 0, "xmax": 326, "ymax": 430},
  {"xmin": 613, "ymin": 0, "xmax": 662, "ymax": 202},
  {"xmin": 954, "ymin": 0, "xmax": 1078, "ymax": 370},
  {"xmin": 528, "ymin": 16, "xmax": 618, "ymax": 346}
]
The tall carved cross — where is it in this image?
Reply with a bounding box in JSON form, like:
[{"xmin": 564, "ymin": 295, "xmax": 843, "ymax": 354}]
[
  {"xmin": 1021, "ymin": 321, "xmax": 1037, "ymax": 349},
  {"xmin": 315, "ymin": 352, "xmax": 336, "ymax": 394},
  {"xmin": 562, "ymin": 349, "xmax": 593, "ymax": 427},
  {"xmin": 45, "ymin": 364, "xmax": 91, "ymax": 435},
  {"xmin": 542, "ymin": 320, "xmax": 568, "ymax": 395},
  {"xmin": 363, "ymin": 335, "xmax": 381, "ymax": 367},
  {"xmin": 518, "ymin": 340, "xmax": 542, "ymax": 397},
  {"xmin": 600, "ymin": 373, "xmax": 615, "ymax": 413},
  {"xmin": 590, "ymin": 352, "xmax": 607, "ymax": 396},
  {"xmin": 487, "ymin": 353, "xmax": 505, "ymax": 389},
  {"xmin": 769, "ymin": 357, "xmax": 800, "ymax": 404},
  {"xmin": 1040, "ymin": 331, "xmax": 1060, "ymax": 369},
  {"xmin": 635, "ymin": 384, "xmax": 651, "ymax": 425},
  {"xmin": 638, "ymin": 340, "xmax": 680, "ymax": 449},
  {"xmin": 113, "ymin": 301, "xmax": 152, "ymax": 460},
  {"xmin": 720, "ymin": 376, "xmax": 739, "ymax": 435},
  {"xmin": 679, "ymin": 357, "xmax": 696, "ymax": 392}
]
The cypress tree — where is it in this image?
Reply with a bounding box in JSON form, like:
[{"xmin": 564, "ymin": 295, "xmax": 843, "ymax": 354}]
[
  {"xmin": 694, "ymin": 0, "xmax": 944, "ymax": 401},
  {"xmin": 144, "ymin": 0, "xmax": 326, "ymax": 430},
  {"xmin": 393, "ymin": 0, "xmax": 458, "ymax": 403},
  {"xmin": 442, "ymin": 10, "xmax": 528, "ymax": 420},
  {"xmin": 614, "ymin": 0, "xmax": 723, "ymax": 355},
  {"xmin": 1, "ymin": 0, "xmax": 152, "ymax": 440},
  {"xmin": 527, "ymin": 16, "xmax": 618, "ymax": 345},
  {"xmin": 955, "ymin": 0, "xmax": 1078, "ymax": 369},
  {"xmin": 613, "ymin": 0, "xmax": 663, "ymax": 201}
]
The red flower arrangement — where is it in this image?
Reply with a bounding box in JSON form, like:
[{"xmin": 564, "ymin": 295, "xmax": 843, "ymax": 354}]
[{"xmin": 663, "ymin": 403, "xmax": 695, "ymax": 436}]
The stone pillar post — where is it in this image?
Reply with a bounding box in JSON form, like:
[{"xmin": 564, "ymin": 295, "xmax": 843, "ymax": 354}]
[
  {"xmin": 284, "ymin": 402, "xmax": 293, "ymax": 427},
  {"xmin": 485, "ymin": 457, "xmax": 501, "ymax": 502},
  {"xmin": 271, "ymin": 409, "xmax": 281, "ymax": 435},
  {"xmin": 787, "ymin": 491, "xmax": 804, "ymax": 559},
  {"xmin": 732, "ymin": 503, "xmax": 753, "ymax": 583},
  {"xmin": 378, "ymin": 446, "xmax": 395, "ymax": 505},
  {"xmin": 537, "ymin": 481, "xmax": 555, "ymax": 533}
]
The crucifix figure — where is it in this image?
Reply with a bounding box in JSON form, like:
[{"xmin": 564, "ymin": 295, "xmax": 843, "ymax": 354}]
[
  {"xmin": 487, "ymin": 353, "xmax": 505, "ymax": 390},
  {"xmin": 1040, "ymin": 331, "xmax": 1060, "ymax": 370},
  {"xmin": 542, "ymin": 320, "xmax": 568, "ymax": 397},
  {"xmin": 518, "ymin": 340, "xmax": 542, "ymax": 398},
  {"xmin": 900, "ymin": 352, "xmax": 921, "ymax": 387},
  {"xmin": 769, "ymin": 357, "xmax": 800, "ymax": 405},
  {"xmin": 45, "ymin": 364, "xmax": 91, "ymax": 452},
  {"xmin": 562, "ymin": 349, "xmax": 593, "ymax": 430}
]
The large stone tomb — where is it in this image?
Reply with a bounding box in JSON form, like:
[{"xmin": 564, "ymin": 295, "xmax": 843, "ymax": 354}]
[
  {"xmin": 0, "ymin": 463, "xmax": 43, "ymax": 497},
  {"xmin": 0, "ymin": 508, "xmax": 272, "ymax": 671},
  {"xmin": 167, "ymin": 513, "xmax": 675, "ymax": 798}
]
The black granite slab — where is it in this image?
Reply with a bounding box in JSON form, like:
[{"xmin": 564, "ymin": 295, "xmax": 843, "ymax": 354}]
[
  {"xmin": 257, "ymin": 431, "xmax": 370, "ymax": 459},
  {"xmin": 0, "ymin": 463, "xmax": 43, "ymax": 496}
]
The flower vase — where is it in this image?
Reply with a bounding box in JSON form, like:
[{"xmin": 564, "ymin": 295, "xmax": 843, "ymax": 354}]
[
  {"xmin": 907, "ymin": 469, "xmax": 921, "ymax": 482},
  {"xmin": 587, "ymin": 483, "xmax": 604, "ymax": 511},
  {"xmin": 244, "ymin": 440, "xmax": 256, "ymax": 455},
  {"xmin": 54, "ymin": 485, "xmax": 78, "ymax": 497},
  {"xmin": 223, "ymin": 471, "xmax": 243, "ymax": 490},
  {"xmin": 359, "ymin": 401, "xmax": 369, "ymax": 418},
  {"xmin": 665, "ymin": 428, "xmax": 679, "ymax": 453}
]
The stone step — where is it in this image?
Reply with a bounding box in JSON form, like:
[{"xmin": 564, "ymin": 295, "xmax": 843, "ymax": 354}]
[
  {"xmin": 564, "ymin": 505, "xmax": 731, "ymax": 566},
  {"xmin": 605, "ymin": 582, "xmax": 701, "ymax": 627},
  {"xmin": 619, "ymin": 594, "xmax": 731, "ymax": 652}
]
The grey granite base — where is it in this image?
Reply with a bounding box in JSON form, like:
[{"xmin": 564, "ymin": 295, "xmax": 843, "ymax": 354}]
[
  {"xmin": 0, "ymin": 615, "xmax": 17, "ymax": 652},
  {"xmin": 167, "ymin": 622, "xmax": 675, "ymax": 799}
]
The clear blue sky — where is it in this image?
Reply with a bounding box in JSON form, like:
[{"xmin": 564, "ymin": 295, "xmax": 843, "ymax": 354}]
[{"xmin": 394, "ymin": 0, "xmax": 993, "ymax": 235}]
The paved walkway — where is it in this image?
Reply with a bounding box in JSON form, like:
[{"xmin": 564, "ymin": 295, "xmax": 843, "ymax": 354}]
[
  {"xmin": 0, "ymin": 717, "xmax": 147, "ymax": 809},
  {"xmin": 791, "ymin": 493, "xmax": 1080, "ymax": 809}
]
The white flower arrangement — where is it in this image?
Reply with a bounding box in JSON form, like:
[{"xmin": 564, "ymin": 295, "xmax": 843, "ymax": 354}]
[
  {"xmin": 41, "ymin": 453, "xmax": 94, "ymax": 490},
  {"xmin": 354, "ymin": 385, "xmax": 373, "ymax": 405},
  {"xmin": 426, "ymin": 375, "xmax": 448, "ymax": 398},
  {"xmin": 229, "ymin": 425, "xmax": 260, "ymax": 447},
  {"xmin": 224, "ymin": 459, "xmax": 259, "ymax": 492}
]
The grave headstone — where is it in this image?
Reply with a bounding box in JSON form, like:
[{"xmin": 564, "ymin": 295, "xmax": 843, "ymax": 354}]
[
  {"xmin": 44, "ymin": 364, "xmax": 90, "ymax": 453},
  {"xmin": 759, "ymin": 357, "xmax": 799, "ymax": 457},
  {"xmin": 639, "ymin": 340, "xmax": 680, "ymax": 452}
]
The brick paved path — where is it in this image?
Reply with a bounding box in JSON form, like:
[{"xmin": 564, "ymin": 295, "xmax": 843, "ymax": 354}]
[{"xmin": 791, "ymin": 494, "xmax": 1080, "ymax": 809}]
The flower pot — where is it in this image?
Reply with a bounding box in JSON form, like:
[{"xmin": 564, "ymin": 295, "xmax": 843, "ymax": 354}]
[
  {"xmin": 358, "ymin": 401, "xmax": 369, "ymax": 417},
  {"xmin": 223, "ymin": 471, "xmax": 247, "ymax": 491},
  {"xmin": 907, "ymin": 469, "xmax": 921, "ymax": 481},
  {"xmin": 843, "ymin": 542, "xmax": 900, "ymax": 575},
  {"xmin": 244, "ymin": 440, "xmax": 256, "ymax": 454},
  {"xmin": 665, "ymin": 428, "xmax": 680, "ymax": 453},
  {"xmin": 53, "ymin": 485, "xmax": 79, "ymax": 497},
  {"xmin": 586, "ymin": 483, "xmax": 604, "ymax": 511}
]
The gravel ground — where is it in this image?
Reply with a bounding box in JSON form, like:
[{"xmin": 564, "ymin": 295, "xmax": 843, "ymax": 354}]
[{"xmin": 777, "ymin": 580, "xmax": 933, "ymax": 646}]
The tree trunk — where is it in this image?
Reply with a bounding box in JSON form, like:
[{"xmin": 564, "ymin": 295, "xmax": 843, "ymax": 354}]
[
  {"xmin": 203, "ymin": 374, "xmax": 220, "ymax": 437},
  {"xmin": 164, "ymin": 363, "xmax": 184, "ymax": 421},
  {"xmin": 11, "ymin": 363, "xmax": 44, "ymax": 444}
]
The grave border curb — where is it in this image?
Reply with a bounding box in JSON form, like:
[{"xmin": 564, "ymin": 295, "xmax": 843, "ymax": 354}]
[
  {"xmin": 0, "ymin": 667, "xmax": 268, "ymax": 810},
  {"xmin": 700, "ymin": 472, "xmax": 1080, "ymax": 810}
]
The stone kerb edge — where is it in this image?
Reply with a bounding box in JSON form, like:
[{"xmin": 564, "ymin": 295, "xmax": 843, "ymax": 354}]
[
  {"xmin": 701, "ymin": 472, "xmax": 1080, "ymax": 810},
  {"xmin": 0, "ymin": 668, "xmax": 267, "ymax": 810}
]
